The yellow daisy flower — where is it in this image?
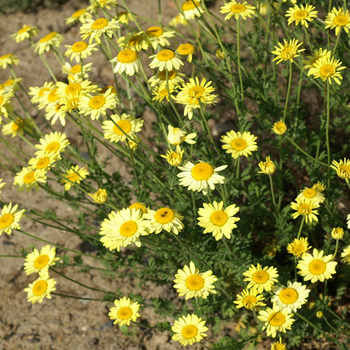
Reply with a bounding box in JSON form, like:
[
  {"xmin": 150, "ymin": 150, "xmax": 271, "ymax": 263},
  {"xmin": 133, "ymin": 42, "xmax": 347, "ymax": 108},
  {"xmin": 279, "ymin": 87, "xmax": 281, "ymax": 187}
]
[
  {"xmin": 44, "ymin": 102, "xmax": 68, "ymax": 126},
  {"xmin": 0, "ymin": 203, "xmax": 25, "ymax": 236},
  {"xmin": 99, "ymin": 208, "xmax": 149, "ymax": 252},
  {"xmin": 176, "ymin": 43, "xmax": 195, "ymax": 62},
  {"xmin": 258, "ymin": 305, "xmax": 295, "ymax": 338},
  {"xmin": 290, "ymin": 197, "xmax": 319, "ymax": 223},
  {"xmin": 61, "ymin": 165, "xmax": 89, "ymax": 191},
  {"xmin": 117, "ymin": 32, "xmax": 149, "ymax": 52},
  {"xmin": 331, "ymin": 158, "xmax": 350, "ymax": 183},
  {"xmin": 341, "ymin": 245, "xmax": 350, "ymax": 264},
  {"xmin": 129, "ymin": 202, "xmax": 148, "ymax": 215},
  {"xmin": 197, "ymin": 201, "xmax": 240, "ymax": 241},
  {"xmin": 234, "ymin": 288, "xmax": 266, "ymax": 310},
  {"xmin": 28, "ymin": 81, "xmax": 55, "ymax": 105},
  {"xmin": 179, "ymin": 0, "xmax": 205, "ymax": 20},
  {"xmin": 258, "ymin": 156, "xmax": 276, "ymax": 175},
  {"xmin": 173, "ymin": 261, "xmax": 218, "ymax": 300},
  {"xmin": 243, "ymin": 263, "xmax": 279, "ymax": 293},
  {"xmin": 303, "ymin": 48, "xmax": 332, "ymax": 73},
  {"xmin": 297, "ymin": 248, "xmax": 337, "ymax": 283},
  {"xmin": 87, "ymin": 0, "xmax": 117, "ymax": 11},
  {"xmin": 149, "ymin": 70, "xmax": 185, "ymax": 88},
  {"xmin": 325, "ymin": 7, "xmax": 350, "ymax": 36},
  {"xmin": 177, "ymin": 161, "xmax": 227, "ymax": 195},
  {"xmin": 167, "ymin": 125, "xmax": 196, "ymax": 145},
  {"xmin": 0, "ymin": 90, "xmax": 14, "ymax": 119},
  {"xmin": 272, "ymin": 38, "xmax": 304, "ymax": 65},
  {"xmin": 309, "ymin": 56, "xmax": 345, "ymax": 85},
  {"xmin": 33, "ymin": 32, "xmax": 64, "ymax": 55},
  {"xmin": 287, "ymin": 237, "xmax": 311, "ymax": 257},
  {"xmin": 145, "ymin": 26, "xmax": 175, "ymax": 50},
  {"xmin": 65, "ymin": 8, "xmax": 92, "ymax": 25},
  {"xmin": 0, "ymin": 53, "xmax": 19, "ymax": 69},
  {"xmin": 11, "ymin": 25, "xmax": 39, "ymax": 43},
  {"xmin": 117, "ymin": 11, "xmax": 132, "ymax": 25},
  {"xmin": 28, "ymin": 152, "xmax": 61, "ymax": 171},
  {"xmin": 0, "ymin": 77, "xmax": 22, "ymax": 93},
  {"xmin": 271, "ymin": 341, "xmax": 286, "ymax": 350},
  {"xmin": 61, "ymin": 62, "xmax": 93, "ymax": 82},
  {"xmin": 161, "ymin": 146, "xmax": 184, "ymax": 167},
  {"xmin": 14, "ymin": 168, "xmax": 47, "ymax": 192},
  {"xmin": 285, "ymin": 4, "xmax": 318, "ymax": 28},
  {"xmin": 64, "ymin": 41, "xmax": 97, "ymax": 62},
  {"xmin": 80, "ymin": 17, "xmax": 119, "ymax": 44},
  {"xmin": 108, "ymin": 297, "xmax": 140, "ymax": 327},
  {"xmin": 152, "ymin": 85, "xmax": 175, "ymax": 103},
  {"xmin": 111, "ymin": 49, "xmax": 141, "ymax": 76},
  {"xmin": 169, "ymin": 14, "xmax": 188, "ymax": 27},
  {"xmin": 331, "ymin": 227, "xmax": 344, "ymax": 240},
  {"xmin": 24, "ymin": 275, "xmax": 57, "ymax": 304},
  {"xmin": 145, "ymin": 207, "xmax": 184, "ymax": 235},
  {"xmin": 171, "ymin": 314, "xmax": 208, "ymax": 346},
  {"xmin": 296, "ymin": 184, "xmax": 325, "ymax": 204},
  {"xmin": 23, "ymin": 245, "xmax": 60, "ymax": 276},
  {"xmin": 221, "ymin": 130, "xmax": 258, "ymax": 159},
  {"xmin": 272, "ymin": 281, "xmax": 310, "ymax": 312},
  {"xmin": 220, "ymin": 1, "xmax": 256, "ymax": 21},
  {"xmin": 88, "ymin": 188, "xmax": 108, "ymax": 204},
  {"xmin": 35, "ymin": 131, "xmax": 70, "ymax": 156},
  {"xmin": 149, "ymin": 49, "xmax": 184, "ymax": 72}
]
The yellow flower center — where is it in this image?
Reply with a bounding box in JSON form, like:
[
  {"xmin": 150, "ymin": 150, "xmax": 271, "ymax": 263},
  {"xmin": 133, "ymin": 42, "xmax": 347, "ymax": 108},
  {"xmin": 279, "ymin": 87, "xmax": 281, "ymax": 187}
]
[
  {"xmin": 129, "ymin": 202, "xmax": 147, "ymax": 213},
  {"xmin": 339, "ymin": 165, "xmax": 350, "ymax": 176},
  {"xmin": 154, "ymin": 208, "xmax": 175, "ymax": 224},
  {"xmin": 113, "ymin": 120, "xmax": 132, "ymax": 135},
  {"xmin": 23, "ymin": 171, "xmax": 36, "ymax": 184},
  {"xmin": 89, "ymin": 96, "xmax": 106, "ymax": 109},
  {"xmin": 294, "ymin": 10, "xmax": 308, "ymax": 19},
  {"xmin": 281, "ymin": 46, "xmax": 295, "ymax": 60},
  {"xmin": 274, "ymin": 344, "xmax": 286, "ymax": 350},
  {"xmin": 70, "ymin": 65, "xmax": 82, "ymax": 74},
  {"xmin": 159, "ymin": 70, "xmax": 176, "ymax": 80},
  {"xmin": 67, "ymin": 172, "xmax": 80, "ymax": 182},
  {"xmin": 334, "ymin": 15, "xmax": 349, "ymax": 27},
  {"xmin": 159, "ymin": 88, "xmax": 169, "ymax": 98},
  {"xmin": 117, "ymin": 306, "xmax": 133, "ymax": 320},
  {"xmin": 185, "ymin": 274, "xmax": 205, "ymax": 291},
  {"xmin": 33, "ymin": 280, "xmax": 48, "ymax": 296},
  {"xmin": 18, "ymin": 25, "xmax": 31, "ymax": 34},
  {"xmin": 268, "ymin": 312, "xmax": 286, "ymax": 327},
  {"xmin": 303, "ymin": 188, "xmax": 317, "ymax": 198},
  {"xmin": 177, "ymin": 43, "xmax": 194, "ymax": 55},
  {"xmin": 252, "ymin": 270, "xmax": 269, "ymax": 284},
  {"xmin": 36, "ymin": 157, "xmax": 50, "ymax": 169},
  {"xmin": 117, "ymin": 49, "xmax": 138, "ymax": 63},
  {"xmin": 47, "ymin": 89, "xmax": 59, "ymax": 103},
  {"xmin": 39, "ymin": 32, "xmax": 57, "ymax": 43},
  {"xmin": 65, "ymin": 83, "xmax": 82, "ymax": 95},
  {"xmin": 0, "ymin": 54, "xmax": 12, "ymax": 60},
  {"xmin": 0, "ymin": 96, "xmax": 4, "ymax": 105},
  {"xmin": 279, "ymin": 287, "xmax": 298, "ymax": 304},
  {"xmin": 39, "ymin": 87, "xmax": 50, "ymax": 97},
  {"xmin": 45, "ymin": 141, "xmax": 60, "ymax": 153},
  {"xmin": 72, "ymin": 41, "xmax": 88, "ymax": 53},
  {"xmin": 0, "ymin": 213, "xmax": 14, "ymax": 229},
  {"xmin": 191, "ymin": 162, "xmax": 214, "ymax": 181},
  {"xmin": 11, "ymin": 122, "xmax": 20, "ymax": 131},
  {"xmin": 34, "ymin": 254, "xmax": 50, "ymax": 269},
  {"xmin": 181, "ymin": 325, "xmax": 198, "ymax": 339},
  {"xmin": 146, "ymin": 26, "xmax": 164, "ymax": 37},
  {"xmin": 182, "ymin": 0, "xmax": 200, "ymax": 11},
  {"xmin": 72, "ymin": 9, "xmax": 86, "ymax": 18},
  {"xmin": 298, "ymin": 203, "xmax": 311, "ymax": 215},
  {"xmin": 243, "ymin": 295, "xmax": 257, "ymax": 309},
  {"xmin": 230, "ymin": 4, "xmax": 247, "ymax": 13},
  {"xmin": 189, "ymin": 86, "xmax": 205, "ymax": 98},
  {"xmin": 3, "ymin": 79, "xmax": 14, "ymax": 87},
  {"xmin": 120, "ymin": 221, "xmax": 138, "ymax": 237},
  {"xmin": 309, "ymin": 259, "xmax": 326, "ymax": 275},
  {"xmin": 129, "ymin": 34, "xmax": 142, "ymax": 46},
  {"xmin": 231, "ymin": 138, "xmax": 247, "ymax": 151},
  {"xmin": 293, "ymin": 244, "xmax": 306, "ymax": 255},
  {"xmin": 210, "ymin": 210, "xmax": 228, "ymax": 226},
  {"xmin": 91, "ymin": 18, "xmax": 108, "ymax": 29},
  {"xmin": 156, "ymin": 49, "xmax": 175, "ymax": 61},
  {"xmin": 320, "ymin": 63, "xmax": 336, "ymax": 77}
]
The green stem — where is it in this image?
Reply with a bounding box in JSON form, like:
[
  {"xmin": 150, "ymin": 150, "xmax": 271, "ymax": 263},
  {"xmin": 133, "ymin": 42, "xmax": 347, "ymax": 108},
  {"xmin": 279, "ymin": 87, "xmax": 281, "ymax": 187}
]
[
  {"xmin": 237, "ymin": 18, "xmax": 244, "ymax": 102},
  {"xmin": 283, "ymin": 61, "xmax": 293, "ymax": 122},
  {"xmin": 326, "ymin": 81, "xmax": 331, "ymax": 189},
  {"xmin": 297, "ymin": 217, "xmax": 305, "ymax": 240},
  {"xmin": 236, "ymin": 156, "xmax": 241, "ymax": 179},
  {"xmin": 333, "ymin": 239, "xmax": 339, "ymax": 259},
  {"xmin": 52, "ymin": 292, "xmax": 105, "ymax": 301},
  {"xmin": 269, "ymin": 174, "xmax": 278, "ymax": 210},
  {"xmin": 38, "ymin": 54, "xmax": 57, "ymax": 82}
]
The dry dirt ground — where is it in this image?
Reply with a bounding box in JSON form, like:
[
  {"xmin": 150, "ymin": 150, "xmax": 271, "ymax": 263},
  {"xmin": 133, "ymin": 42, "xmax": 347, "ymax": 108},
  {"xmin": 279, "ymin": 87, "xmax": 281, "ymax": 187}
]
[{"xmin": 0, "ymin": 1, "xmax": 228, "ymax": 349}]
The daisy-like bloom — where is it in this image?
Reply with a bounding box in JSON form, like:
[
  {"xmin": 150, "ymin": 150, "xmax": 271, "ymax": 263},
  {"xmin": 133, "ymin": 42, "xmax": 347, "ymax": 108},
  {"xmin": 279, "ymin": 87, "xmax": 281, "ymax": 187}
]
[
  {"xmin": 129, "ymin": 202, "xmax": 148, "ymax": 216},
  {"xmin": 234, "ymin": 288, "xmax": 266, "ymax": 310},
  {"xmin": 14, "ymin": 168, "xmax": 47, "ymax": 192},
  {"xmin": 109, "ymin": 297, "xmax": 140, "ymax": 327},
  {"xmin": 221, "ymin": 130, "xmax": 258, "ymax": 159},
  {"xmin": 87, "ymin": 0, "xmax": 117, "ymax": 11},
  {"xmin": 79, "ymin": 89, "xmax": 117, "ymax": 120},
  {"xmin": 303, "ymin": 48, "xmax": 332, "ymax": 72},
  {"xmin": 272, "ymin": 38, "xmax": 304, "ymax": 65},
  {"xmin": 331, "ymin": 227, "xmax": 344, "ymax": 240},
  {"xmin": 167, "ymin": 125, "xmax": 196, "ymax": 145},
  {"xmin": 0, "ymin": 203, "xmax": 25, "ymax": 236},
  {"xmin": 179, "ymin": 0, "xmax": 205, "ymax": 20},
  {"xmin": 176, "ymin": 43, "xmax": 195, "ymax": 62},
  {"xmin": 0, "ymin": 90, "xmax": 14, "ymax": 119},
  {"xmin": 80, "ymin": 17, "xmax": 119, "ymax": 44},
  {"xmin": 111, "ymin": 49, "xmax": 141, "ymax": 76},
  {"xmin": 258, "ymin": 305, "xmax": 295, "ymax": 338},
  {"xmin": 65, "ymin": 8, "xmax": 92, "ymax": 25},
  {"xmin": 145, "ymin": 26, "xmax": 175, "ymax": 50},
  {"xmin": 287, "ymin": 237, "xmax": 311, "ymax": 257},
  {"xmin": 117, "ymin": 32, "xmax": 149, "ymax": 52},
  {"xmin": 99, "ymin": 208, "xmax": 149, "ymax": 251},
  {"xmin": 28, "ymin": 152, "xmax": 60, "ymax": 171},
  {"xmin": 145, "ymin": 207, "xmax": 184, "ymax": 235},
  {"xmin": 149, "ymin": 49, "xmax": 184, "ymax": 72},
  {"xmin": 88, "ymin": 188, "xmax": 108, "ymax": 204},
  {"xmin": 102, "ymin": 113, "xmax": 143, "ymax": 144},
  {"xmin": 33, "ymin": 32, "xmax": 64, "ymax": 55},
  {"xmin": 35, "ymin": 132, "xmax": 70, "ymax": 157},
  {"xmin": 272, "ymin": 281, "xmax": 310, "ymax": 312},
  {"xmin": 23, "ymin": 245, "xmax": 60, "ymax": 276},
  {"xmin": 62, "ymin": 62, "xmax": 93, "ymax": 82},
  {"xmin": 173, "ymin": 261, "xmax": 218, "ymax": 300},
  {"xmin": 11, "ymin": 25, "xmax": 39, "ymax": 43},
  {"xmin": 117, "ymin": 11, "xmax": 132, "ymax": 25},
  {"xmin": 325, "ymin": 7, "xmax": 350, "ymax": 36},
  {"xmin": 197, "ymin": 201, "xmax": 240, "ymax": 241},
  {"xmin": 271, "ymin": 341, "xmax": 286, "ymax": 350},
  {"xmin": 64, "ymin": 41, "xmax": 97, "ymax": 62},
  {"xmin": 45, "ymin": 102, "xmax": 68, "ymax": 126},
  {"xmin": 243, "ymin": 263, "xmax": 279, "ymax": 293},
  {"xmin": 28, "ymin": 81, "xmax": 55, "ymax": 105},
  {"xmin": 176, "ymin": 77, "xmax": 218, "ymax": 120},
  {"xmin": 24, "ymin": 274, "xmax": 57, "ymax": 304},
  {"xmin": 177, "ymin": 161, "xmax": 227, "ymax": 195},
  {"xmin": 309, "ymin": 56, "xmax": 346, "ymax": 85},
  {"xmin": 148, "ymin": 69, "xmax": 185, "ymax": 88},
  {"xmin": 61, "ymin": 165, "xmax": 89, "ymax": 191},
  {"xmin": 331, "ymin": 158, "xmax": 350, "ymax": 182},
  {"xmin": 297, "ymin": 184, "xmax": 325, "ymax": 204},
  {"xmin": 172, "ymin": 314, "xmax": 208, "ymax": 346},
  {"xmin": 152, "ymin": 85, "xmax": 175, "ymax": 103},
  {"xmin": 220, "ymin": 1, "xmax": 256, "ymax": 21},
  {"xmin": 341, "ymin": 245, "xmax": 350, "ymax": 264},
  {"xmin": 285, "ymin": 4, "xmax": 318, "ymax": 28},
  {"xmin": 161, "ymin": 146, "xmax": 184, "ymax": 167},
  {"xmin": 0, "ymin": 54, "xmax": 19, "ymax": 69},
  {"xmin": 298, "ymin": 248, "xmax": 337, "ymax": 283},
  {"xmin": 259, "ymin": 156, "xmax": 276, "ymax": 175},
  {"xmin": 0, "ymin": 77, "xmax": 22, "ymax": 93},
  {"xmin": 290, "ymin": 197, "xmax": 319, "ymax": 223},
  {"xmin": 169, "ymin": 14, "xmax": 188, "ymax": 27}
]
